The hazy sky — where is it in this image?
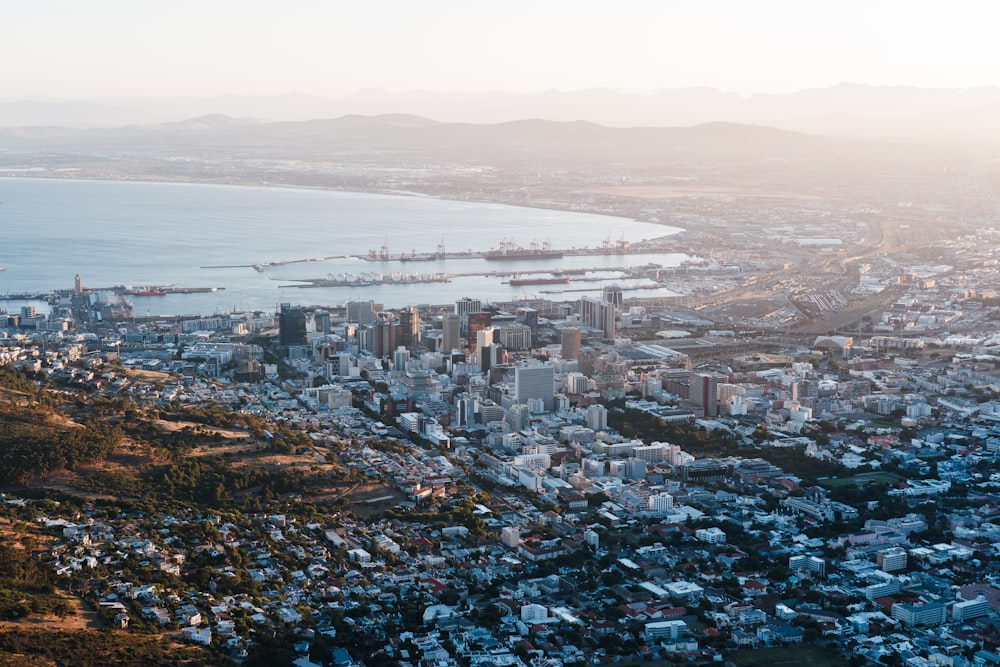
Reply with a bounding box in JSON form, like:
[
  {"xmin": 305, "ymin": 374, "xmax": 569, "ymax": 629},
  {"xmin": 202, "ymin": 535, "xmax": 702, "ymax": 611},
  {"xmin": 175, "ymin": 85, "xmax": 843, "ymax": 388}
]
[{"xmin": 3, "ymin": 0, "xmax": 997, "ymax": 99}]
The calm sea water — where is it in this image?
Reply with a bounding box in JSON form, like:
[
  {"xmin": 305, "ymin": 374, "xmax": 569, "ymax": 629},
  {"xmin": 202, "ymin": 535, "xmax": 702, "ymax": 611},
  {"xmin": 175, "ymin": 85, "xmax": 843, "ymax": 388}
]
[{"xmin": 0, "ymin": 178, "xmax": 687, "ymax": 315}]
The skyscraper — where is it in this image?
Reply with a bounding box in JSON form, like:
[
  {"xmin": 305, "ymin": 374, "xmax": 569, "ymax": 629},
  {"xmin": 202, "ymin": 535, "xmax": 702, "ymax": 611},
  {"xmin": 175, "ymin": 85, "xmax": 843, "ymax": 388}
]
[
  {"xmin": 602, "ymin": 284, "xmax": 623, "ymax": 310},
  {"xmin": 441, "ymin": 312, "xmax": 461, "ymax": 353},
  {"xmin": 313, "ymin": 309, "xmax": 331, "ymax": 335},
  {"xmin": 455, "ymin": 297, "xmax": 482, "ymax": 322},
  {"xmin": 346, "ymin": 300, "xmax": 377, "ymax": 326},
  {"xmin": 690, "ymin": 372, "xmax": 719, "ymax": 418},
  {"xmin": 467, "ymin": 312, "xmax": 492, "ymax": 352},
  {"xmin": 398, "ymin": 306, "xmax": 420, "ymax": 348},
  {"xmin": 515, "ymin": 363, "xmax": 555, "ymax": 412},
  {"xmin": 579, "ymin": 296, "xmax": 615, "ymax": 341},
  {"xmin": 279, "ymin": 303, "xmax": 307, "ymax": 347},
  {"xmin": 561, "ymin": 327, "xmax": 581, "ymax": 360},
  {"xmin": 372, "ymin": 313, "xmax": 398, "ymax": 359}
]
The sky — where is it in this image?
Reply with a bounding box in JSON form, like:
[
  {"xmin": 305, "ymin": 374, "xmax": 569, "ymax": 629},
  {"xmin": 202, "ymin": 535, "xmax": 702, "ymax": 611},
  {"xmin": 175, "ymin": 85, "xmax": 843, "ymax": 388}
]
[{"xmin": 2, "ymin": 0, "xmax": 998, "ymax": 99}]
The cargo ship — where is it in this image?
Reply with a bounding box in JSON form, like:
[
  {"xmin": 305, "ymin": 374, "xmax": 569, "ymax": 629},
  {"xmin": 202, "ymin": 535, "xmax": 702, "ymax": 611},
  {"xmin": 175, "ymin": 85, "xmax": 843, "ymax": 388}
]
[
  {"xmin": 131, "ymin": 290, "xmax": 167, "ymax": 296},
  {"xmin": 508, "ymin": 277, "xmax": 571, "ymax": 286}
]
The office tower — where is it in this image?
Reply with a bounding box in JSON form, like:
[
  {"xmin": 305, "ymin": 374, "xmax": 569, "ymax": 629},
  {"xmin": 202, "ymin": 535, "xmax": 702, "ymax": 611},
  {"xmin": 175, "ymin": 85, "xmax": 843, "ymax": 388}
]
[
  {"xmin": 74, "ymin": 274, "xmax": 83, "ymax": 293},
  {"xmin": 480, "ymin": 342, "xmax": 503, "ymax": 374},
  {"xmin": 602, "ymin": 284, "xmax": 623, "ymax": 309},
  {"xmin": 398, "ymin": 306, "xmax": 420, "ymax": 348},
  {"xmin": 456, "ymin": 397, "xmax": 475, "ymax": 427},
  {"xmin": 561, "ymin": 327, "xmax": 581, "ymax": 360},
  {"xmin": 393, "ymin": 346, "xmax": 410, "ymax": 373},
  {"xmin": 690, "ymin": 372, "xmax": 719, "ymax": 418},
  {"xmin": 278, "ymin": 303, "xmax": 307, "ymax": 347},
  {"xmin": 455, "ymin": 297, "xmax": 482, "ymax": 321},
  {"xmin": 313, "ymin": 309, "xmax": 331, "ymax": 335},
  {"xmin": 467, "ymin": 312, "xmax": 492, "ymax": 352},
  {"xmin": 578, "ymin": 346, "xmax": 596, "ymax": 376},
  {"xmin": 516, "ymin": 307, "xmax": 539, "ymax": 331},
  {"xmin": 476, "ymin": 327, "xmax": 495, "ymax": 357},
  {"xmin": 579, "ymin": 296, "xmax": 615, "ymax": 341},
  {"xmin": 441, "ymin": 313, "xmax": 461, "ymax": 353},
  {"xmin": 372, "ymin": 313, "xmax": 397, "ymax": 359},
  {"xmin": 346, "ymin": 300, "xmax": 377, "ymax": 326},
  {"xmin": 514, "ymin": 363, "xmax": 555, "ymax": 412},
  {"xmin": 497, "ymin": 324, "xmax": 531, "ymax": 351},
  {"xmin": 585, "ymin": 404, "xmax": 608, "ymax": 431}
]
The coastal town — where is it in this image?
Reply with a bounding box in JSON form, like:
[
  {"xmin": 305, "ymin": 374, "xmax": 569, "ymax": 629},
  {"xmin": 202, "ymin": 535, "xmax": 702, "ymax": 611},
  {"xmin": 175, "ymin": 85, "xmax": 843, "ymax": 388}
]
[{"xmin": 5, "ymin": 205, "xmax": 1000, "ymax": 667}]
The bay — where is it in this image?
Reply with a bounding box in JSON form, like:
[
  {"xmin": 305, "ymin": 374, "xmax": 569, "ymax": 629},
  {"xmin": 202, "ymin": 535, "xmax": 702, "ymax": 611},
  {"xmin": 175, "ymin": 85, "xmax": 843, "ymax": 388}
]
[{"xmin": 0, "ymin": 178, "xmax": 687, "ymax": 315}]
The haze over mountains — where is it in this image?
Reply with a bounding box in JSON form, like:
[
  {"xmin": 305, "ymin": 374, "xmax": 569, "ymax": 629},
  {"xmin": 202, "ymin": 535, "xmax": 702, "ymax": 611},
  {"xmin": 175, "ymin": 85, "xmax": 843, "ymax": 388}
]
[{"xmin": 4, "ymin": 84, "xmax": 1000, "ymax": 141}]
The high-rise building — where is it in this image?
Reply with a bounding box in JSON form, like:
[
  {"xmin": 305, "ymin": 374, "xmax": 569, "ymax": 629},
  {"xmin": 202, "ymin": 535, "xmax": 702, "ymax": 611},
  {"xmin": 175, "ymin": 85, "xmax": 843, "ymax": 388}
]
[
  {"xmin": 74, "ymin": 274, "xmax": 83, "ymax": 294},
  {"xmin": 585, "ymin": 404, "xmax": 608, "ymax": 431},
  {"xmin": 561, "ymin": 327, "xmax": 581, "ymax": 360},
  {"xmin": 393, "ymin": 346, "xmax": 410, "ymax": 373},
  {"xmin": 455, "ymin": 297, "xmax": 482, "ymax": 321},
  {"xmin": 441, "ymin": 313, "xmax": 461, "ymax": 353},
  {"xmin": 467, "ymin": 312, "xmax": 492, "ymax": 352},
  {"xmin": 516, "ymin": 307, "xmax": 539, "ymax": 331},
  {"xmin": 313, "ymin": 309, "xmax": 331, "ymax": 335},
  {"xmin": 372, "ymin": 313, "xmax": 397, "ymax": 359},
  {"xmin": 480, "ymin": 342, "xmax": 503, "ymax": 374},
  {"xmin": 515, "ymin": 363, "xmax": 555, "ymax": 412},
  {"xmin": 346, "ymin": 300, "xmax": 377, "ymax": 326},
  {"xmin": 579, "ymin": 296, "xmax": 615, "ymax": 341},
  {"xmin": 278, "ymin": 303, "xmax": 307, "ymax": 347},
  {"xmin": 578, "ymin": 347, "xmax": 596, "ymax": 376},
  {"xmin": 398, "ymin": 306, "xmax": 420, "ymax": 348},
  {"xmin": 496, "ymin": 324, "xmax": 532, "ymax": 351},
  {"xmin": 690, "ymin": 372, "xmax": 719, "ymax": 418},
  {"xmin": 602, "ymin": 284, "xmax": 623, "ymax": 310}
]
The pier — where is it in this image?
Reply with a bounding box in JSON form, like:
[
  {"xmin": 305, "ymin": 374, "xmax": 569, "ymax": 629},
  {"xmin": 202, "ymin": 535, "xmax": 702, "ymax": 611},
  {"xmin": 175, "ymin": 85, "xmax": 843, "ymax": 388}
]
[{"xmin": 200, "ymin": 235, "xmax": 682, "ymax": 274}]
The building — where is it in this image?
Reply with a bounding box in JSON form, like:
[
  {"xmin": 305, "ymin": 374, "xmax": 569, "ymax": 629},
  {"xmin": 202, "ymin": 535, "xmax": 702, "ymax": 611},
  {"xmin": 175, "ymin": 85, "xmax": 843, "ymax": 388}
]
[
  {"xmin": 695, "ymin": 527, "xmax": 726, "ymax": 544},
  {"xmin": 278, "ymin": 303, "xmax": 307, "ymax": 347},
  {"xmin": 789, "ymin": 555, "xmax": 826, "ymax": 577},
  {"xmin": 313, "ymin": 309, "xmax": 331, "ymax": 334},
  {"xmin": 579, "ymin": 296, "xmax": 616, "ymax": 341},
  {"xmin": 496, "ymin": 323, "xmax": 532, "ymax": 351},
  {"xmin": 455, "ymin": 297, "xmax": 482, "ymax": 322},
  {"xmin": 441, "ymin": 313, "xmax": 461, "ymax": 354},
  {"xmin": 515, "ymin": 363, "xmax": 556, "ymax": 412},
  {"xmin": 561, "ymin": 327, "xmax": 581, "ymax": 360},
  {"xmin": 876, "ymin": 547, "xmax": 908, "ymax": 572},
  {"xmin": 372, "ymin": 313, "xmax": 398, "ymax": 359},
  {"xmin": 690, "ymin": 372, "xmax": 719, "ymax": 418},
  {"xmin": 467, "ymin": 312, "xmax": 492, "ymax": 352},
  {"xmin": 398, "ymin": 306, "xmax": 420, "ymax": 348},
  {"xmin": 644, "ymin": 620, "xmax": 686, "ymax": 640},
  {"xmin": 649, "ymin": 493, "xmax": 674, "ymax": 514},
  {"xmin": 602, "ymin": 284, "xmax": 624, "ymax": 310},
  {"xmin": 892, "ymin": 601, "xmax": 947, "ymax": 627},
  {"xmin": 475, "ymin": 327, "xmax": 494, "ymax": 363},
  {"xmin": 585, "ymin": 404, "xmax": 608, "ymax": 431},
  {"xmin": 953, "ymin": 596, "xmax": 990, "ymax": 622},
  {"xmin": 346, "ymin": 300, "xmax": 377, "ymax": 326}
]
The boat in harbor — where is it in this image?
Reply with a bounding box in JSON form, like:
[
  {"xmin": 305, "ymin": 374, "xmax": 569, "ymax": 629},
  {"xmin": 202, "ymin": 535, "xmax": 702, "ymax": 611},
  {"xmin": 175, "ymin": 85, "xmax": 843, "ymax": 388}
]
[{"xmin": 131, "ymin": 290, "xmax": 168, "ymax": 296}]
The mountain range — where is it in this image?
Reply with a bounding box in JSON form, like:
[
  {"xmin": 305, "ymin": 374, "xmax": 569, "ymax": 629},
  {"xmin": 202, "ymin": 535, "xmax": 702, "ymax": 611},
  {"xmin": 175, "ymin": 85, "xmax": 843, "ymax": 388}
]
[{"xmin": 3, "ymin": 84, "xmax": 1000, "ymax": 141}]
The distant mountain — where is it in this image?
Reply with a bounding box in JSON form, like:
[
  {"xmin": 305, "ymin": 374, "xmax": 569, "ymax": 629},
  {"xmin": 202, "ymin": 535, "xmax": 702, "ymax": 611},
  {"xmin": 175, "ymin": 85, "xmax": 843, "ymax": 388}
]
[
  {"xmin": 58, "ymin": 84, "xmax": 1000, "ymax": 140},
  {"xmin": 0, "ymin": 113, "xmax": 845, "ymax": 169}
]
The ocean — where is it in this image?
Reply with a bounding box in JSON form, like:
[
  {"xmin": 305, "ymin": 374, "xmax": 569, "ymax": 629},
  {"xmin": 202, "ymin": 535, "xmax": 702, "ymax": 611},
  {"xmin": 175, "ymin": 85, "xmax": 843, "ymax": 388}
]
[{"xmin": 0, "ymin": 178, "xmax": 687, "ymax": 315}]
